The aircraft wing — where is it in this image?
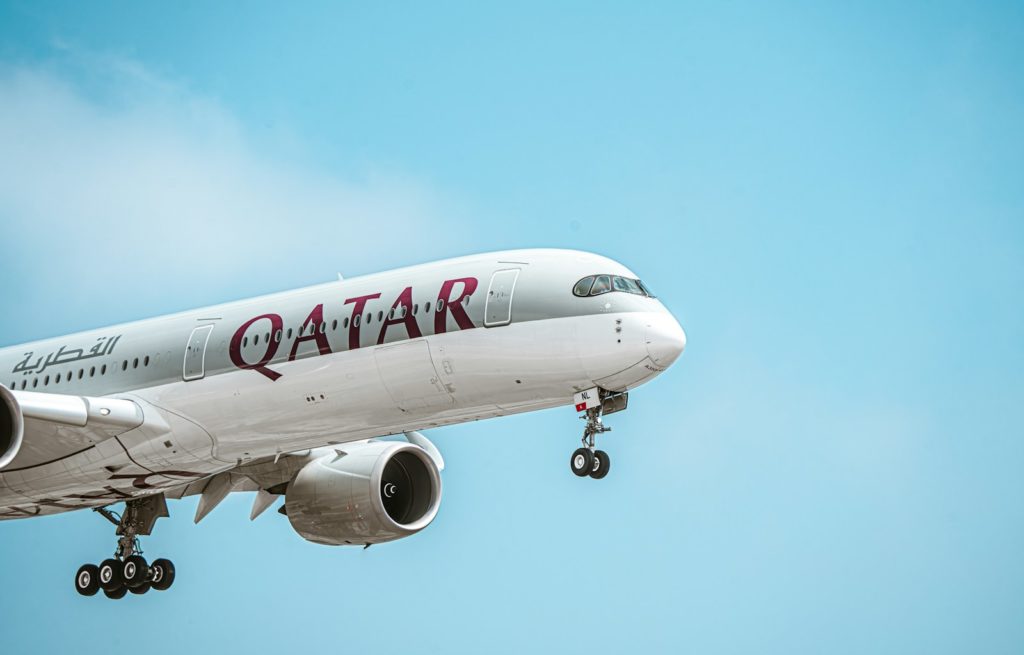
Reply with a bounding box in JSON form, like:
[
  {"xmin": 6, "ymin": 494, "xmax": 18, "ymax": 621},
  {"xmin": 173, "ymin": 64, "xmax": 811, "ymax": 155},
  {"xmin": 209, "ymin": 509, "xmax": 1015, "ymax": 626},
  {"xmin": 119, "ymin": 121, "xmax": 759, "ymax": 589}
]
[{"xmin": 0, "ymin": 387, "xmax": 145, "ymax": 471}]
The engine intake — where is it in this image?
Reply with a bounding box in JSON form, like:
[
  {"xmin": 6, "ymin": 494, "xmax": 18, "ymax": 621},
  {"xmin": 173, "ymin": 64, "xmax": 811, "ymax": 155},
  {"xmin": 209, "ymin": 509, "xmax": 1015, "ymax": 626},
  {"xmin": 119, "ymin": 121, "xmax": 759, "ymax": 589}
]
[
  {"xmin": 0, "ymin": 386, "xmax": 25, "ymax": 470},
  {"xmin": 285, "ymin": 441, "xmax": 442, "ymax": 546}
]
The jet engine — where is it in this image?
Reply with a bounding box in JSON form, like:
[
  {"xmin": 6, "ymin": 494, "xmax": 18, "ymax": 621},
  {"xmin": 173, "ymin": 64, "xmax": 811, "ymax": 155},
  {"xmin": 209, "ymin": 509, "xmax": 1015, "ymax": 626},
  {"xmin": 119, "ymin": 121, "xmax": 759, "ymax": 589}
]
[
  {"xmin": 285, "ymin": 440, "xmax": 442, "ymax": 546},
  {"xmin": 0, "ymin": 386, "xmax": 25, "ymax": 469}
]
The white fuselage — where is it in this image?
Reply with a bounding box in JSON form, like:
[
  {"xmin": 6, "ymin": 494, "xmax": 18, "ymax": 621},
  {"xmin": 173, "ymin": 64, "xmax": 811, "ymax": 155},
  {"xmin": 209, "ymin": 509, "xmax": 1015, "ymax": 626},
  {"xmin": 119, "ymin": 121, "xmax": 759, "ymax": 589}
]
[{"xmin": 0, "ymin": 249, "xmax": 686, "ymax": 518}]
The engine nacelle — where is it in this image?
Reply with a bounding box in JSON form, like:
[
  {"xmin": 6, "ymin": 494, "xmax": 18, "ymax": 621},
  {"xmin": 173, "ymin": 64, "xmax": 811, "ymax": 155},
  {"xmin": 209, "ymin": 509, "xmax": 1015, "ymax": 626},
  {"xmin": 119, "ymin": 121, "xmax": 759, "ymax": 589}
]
[
  {"xmin": 285, "ymin": 441, "xmax": 442, "ymax": 546},
  {"xmin": 0, "ymin": 386, "xmax": 25, "ymax": 470}
]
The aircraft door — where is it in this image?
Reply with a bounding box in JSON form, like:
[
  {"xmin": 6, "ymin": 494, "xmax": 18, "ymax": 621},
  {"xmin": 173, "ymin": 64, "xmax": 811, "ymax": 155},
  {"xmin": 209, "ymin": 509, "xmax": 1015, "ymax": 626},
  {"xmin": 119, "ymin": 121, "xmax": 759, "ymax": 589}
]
[
  {"xmin": 183, "ymin": 325, "xmax": 215, "ymax": 381},
  {"xmin": 484, "ymin": 269, "xmax": 520, "ymax": 327}
]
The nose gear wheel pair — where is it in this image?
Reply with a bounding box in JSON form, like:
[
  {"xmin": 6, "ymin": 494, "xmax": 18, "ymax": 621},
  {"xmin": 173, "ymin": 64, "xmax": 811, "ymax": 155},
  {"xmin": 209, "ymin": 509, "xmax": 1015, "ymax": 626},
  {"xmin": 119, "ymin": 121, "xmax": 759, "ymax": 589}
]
[
  {"xmin": 569, "ymin": 393, "xmax": 623, "ymax": 479},
  {"xmin": 570, "ymin": 446, "xmax": 610, "ymax": 479}
]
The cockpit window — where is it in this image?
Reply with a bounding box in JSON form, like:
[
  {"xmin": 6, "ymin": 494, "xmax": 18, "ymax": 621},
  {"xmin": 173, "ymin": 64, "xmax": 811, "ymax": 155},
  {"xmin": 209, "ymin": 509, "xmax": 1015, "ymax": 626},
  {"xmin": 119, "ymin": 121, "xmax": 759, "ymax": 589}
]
[
  {"xmin": 573, "ymin": 274, "xmax": 655, "ymax": 298},
  {"xmin": 613, "ymin": 276, "xmax": 643, "ymax": 294},
  {"xmin": 573, "ymin": 276, "xmax": 595, "ymax": 296},
  {"xmin": 590, "ymin": 275, "xmax": 612, "ymax": 295}
]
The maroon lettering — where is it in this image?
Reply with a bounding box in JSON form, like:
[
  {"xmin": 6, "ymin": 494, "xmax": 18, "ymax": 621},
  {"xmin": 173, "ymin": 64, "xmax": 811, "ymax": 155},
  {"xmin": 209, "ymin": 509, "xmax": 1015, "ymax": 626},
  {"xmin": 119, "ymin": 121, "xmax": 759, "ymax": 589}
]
[
  {"xmin": 230, "ymin": 314, "xmax": 284, "ymax": 381},
  {"xmin": 344, "ymin": 293, "xmax": 381, "ymax": 351},
  {"xmin": 377, "ymin": 286, "xmax": 423, "ymax": 345},
  {"xmin": 289, "ymin": 304, "xmax": 333, "ymax": 360},
  {"xmin": 435, "ymin": 277, "xmax": 479, "ymax": 334}
]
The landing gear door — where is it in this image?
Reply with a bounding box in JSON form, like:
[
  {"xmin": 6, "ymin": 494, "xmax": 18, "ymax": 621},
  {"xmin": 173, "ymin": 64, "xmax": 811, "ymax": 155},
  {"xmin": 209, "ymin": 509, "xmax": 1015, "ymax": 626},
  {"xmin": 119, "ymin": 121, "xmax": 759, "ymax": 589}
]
[
  {"xmin": 183, "ymin": 325, "xmax": 215, "ymax": 381},
  {"xmin": 484, "ymin": 269, "xmax": 519, "ymax": 327}
]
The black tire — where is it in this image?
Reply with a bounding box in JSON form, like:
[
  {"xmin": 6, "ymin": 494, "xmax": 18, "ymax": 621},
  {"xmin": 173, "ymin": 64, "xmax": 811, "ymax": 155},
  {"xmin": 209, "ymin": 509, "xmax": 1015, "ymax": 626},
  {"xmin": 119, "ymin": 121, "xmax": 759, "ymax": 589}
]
[
  {"xmin": 75, "ymin": 564, "xmax": 100, "ymax": 596},
  {"xmin": 122, "ymin": 555, "xmax": 149, "ymax": 589},
  {"xmin": 128, "ymin": 581, "xmax": 152, "ymax": 595},
  {"xmin": 150, "ymin": 558, "xmax": 176, "ymax": 591},
  {"xmin": 590, "ymin": 450, "xmax": 611, "ymax": 479},
  {"xmin": 570, "ymin": 448, "xmax": 594, "ymax": 477},
  {"xmin": 99, "ymin": 558, "xmax": 123, "ymax": 591},
  {"xmin": 103, "ymin": 585, "xmax": 127, "ymax": 600}
]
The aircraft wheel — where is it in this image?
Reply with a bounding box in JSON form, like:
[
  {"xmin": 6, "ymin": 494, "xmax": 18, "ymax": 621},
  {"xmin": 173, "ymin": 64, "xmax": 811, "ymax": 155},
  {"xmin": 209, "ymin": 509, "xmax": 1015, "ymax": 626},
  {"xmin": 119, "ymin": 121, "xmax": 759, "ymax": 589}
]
[
  {"xmin": 75, "ymin": 564, "xmax": 100, "ymax": 596},
  {"xmin": 103, "ymin": 585, "xmax": 127, "ymax": 600},
  {"xmin": 122, "ymin": 555, "xmax": 149, "ymax": 589},
  {"xmin": 570, "ymin": 448, "xmax": 594, "ymax": 477},
  {"xmin": 590, "ymin": 450, "xmax": 611, "ymax": 479},
  {"xmin": 99, "ymin": 558, "xmax": 123, "ymax": 591},
  {"xmin": 129, "ymin": 581, "xmax": 152, "ymax": 595},
  {"xmin": 151, "ymin": 558, "xmax": 176, "ymax": 591}
]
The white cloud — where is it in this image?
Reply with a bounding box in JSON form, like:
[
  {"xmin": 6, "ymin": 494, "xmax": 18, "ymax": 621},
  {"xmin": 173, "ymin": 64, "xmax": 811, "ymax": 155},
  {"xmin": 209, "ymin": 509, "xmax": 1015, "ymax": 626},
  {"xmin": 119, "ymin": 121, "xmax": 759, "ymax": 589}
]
[{"xmin": 0, "ymin": 57, "xmax": 467, "ymax": 335}]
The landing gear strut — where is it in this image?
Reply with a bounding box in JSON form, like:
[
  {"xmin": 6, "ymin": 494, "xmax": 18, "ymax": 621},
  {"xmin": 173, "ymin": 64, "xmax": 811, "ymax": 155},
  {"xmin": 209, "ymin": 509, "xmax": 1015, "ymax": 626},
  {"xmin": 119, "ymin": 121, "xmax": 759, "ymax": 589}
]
[
  {"xmin": 74, "ymin": 495, "xmax": 176, "ymax": 599},
  {"xmin": 569, "ymin": 389, "xmax": 626, "ymax": 479}
]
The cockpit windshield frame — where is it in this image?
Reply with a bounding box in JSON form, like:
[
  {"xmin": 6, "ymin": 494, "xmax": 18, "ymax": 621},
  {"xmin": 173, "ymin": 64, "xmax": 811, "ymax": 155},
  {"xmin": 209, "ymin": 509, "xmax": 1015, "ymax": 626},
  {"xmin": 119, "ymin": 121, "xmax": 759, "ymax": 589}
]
[{"xmin": 572, "ymin": 275, "xmax": 655, "ymax": 298}]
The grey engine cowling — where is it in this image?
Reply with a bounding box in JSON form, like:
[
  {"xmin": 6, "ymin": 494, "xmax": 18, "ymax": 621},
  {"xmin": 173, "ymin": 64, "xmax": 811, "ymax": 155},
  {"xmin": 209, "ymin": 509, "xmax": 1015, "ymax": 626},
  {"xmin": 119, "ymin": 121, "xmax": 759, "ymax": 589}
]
[
  {"xmin": 0, "ymin": 386, "xmax": 25, "ymax": 470},
  {"xmin": 285, "ymin": 441, "xmax": 442, "ymax": 546}
]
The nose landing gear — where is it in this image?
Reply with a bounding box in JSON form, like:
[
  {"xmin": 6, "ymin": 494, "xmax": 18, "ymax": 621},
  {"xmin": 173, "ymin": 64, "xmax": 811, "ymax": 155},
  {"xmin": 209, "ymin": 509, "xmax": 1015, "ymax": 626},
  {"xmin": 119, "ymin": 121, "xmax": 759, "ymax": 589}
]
[
  {"xmin": 569, "ymin": 389, "xmax": 626, "ymax": 479},
  {"xmin": 74, "ymin": 495, "xmax": 177, "ymax": 599}
]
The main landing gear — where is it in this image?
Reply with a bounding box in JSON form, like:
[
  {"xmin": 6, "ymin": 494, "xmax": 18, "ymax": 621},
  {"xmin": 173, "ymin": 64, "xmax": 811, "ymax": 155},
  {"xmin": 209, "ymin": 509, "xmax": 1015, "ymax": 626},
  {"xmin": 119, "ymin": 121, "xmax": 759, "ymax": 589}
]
[
  {"xmin": 74, "ymin": 495, "xmax": 176, "ymax": 599},
  {"xmin": 569, "ymin": 389, "xmax": 627, "ymax": 480}
]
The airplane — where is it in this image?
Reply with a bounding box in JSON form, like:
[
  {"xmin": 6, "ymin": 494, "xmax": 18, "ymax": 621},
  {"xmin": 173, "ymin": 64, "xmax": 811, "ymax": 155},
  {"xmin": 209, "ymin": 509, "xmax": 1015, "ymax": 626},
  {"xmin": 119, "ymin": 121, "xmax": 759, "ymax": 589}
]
[{"xmin": 0, "ymin": 248, "xmax": 686, "ymax": 598}]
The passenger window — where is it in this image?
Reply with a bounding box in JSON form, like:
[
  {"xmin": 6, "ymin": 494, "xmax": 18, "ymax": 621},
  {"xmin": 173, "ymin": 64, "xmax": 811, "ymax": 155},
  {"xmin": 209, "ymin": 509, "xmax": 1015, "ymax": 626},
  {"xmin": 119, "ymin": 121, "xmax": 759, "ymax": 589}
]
[
  {"xmin": 437, "ymin": 299, "xmax": 445, "ymax": 312},
  {"xmin": 343, "ymin": 317, "xmax": 349, "ymax": 329},
  {"xmin": 573, "ymin": 276, "xmax": 595, "ymax": 296},
  {"xmin": 275, "ymin": 330, "xmax": 282, "ymax": 342},
  {"xmin": 425, "ymin": 301, "xmax": 431, "ymax": 313},
  {"xmin": 414, "ymin": 303, "xmax": 419, "ymax": 315},
  {"xmin": 377, "ymin": 311, "xmax": 383, "ymax": 322},
  {"xmin": 332, "ymin": 320, "xmax": 338, "ymax": 331},
  {"xmin": 354, "ymin": 314, "xmax": 361, "ymax": 327},
  {"xmin": 78, "ymin": 369, "xmax": 84, "ymax": 379},
  {"xmin": 144, "ymin": 356, "xmax": 150, "ymax": 366},
  {"xmin": 101, "ymin": 365, "xmax": 106, "ymax": 375},
  {"xmin": 590, "ymin": 275, "xmax": 612, "ymax": 295}
]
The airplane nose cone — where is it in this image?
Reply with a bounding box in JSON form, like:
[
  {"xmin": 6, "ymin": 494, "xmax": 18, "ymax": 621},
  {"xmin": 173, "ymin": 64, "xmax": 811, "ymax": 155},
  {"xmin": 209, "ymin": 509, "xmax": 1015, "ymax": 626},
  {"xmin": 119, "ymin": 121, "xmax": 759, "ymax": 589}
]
[{"xmin": 645, "ymin": 313, "xmax": 686, "ymax": 368}]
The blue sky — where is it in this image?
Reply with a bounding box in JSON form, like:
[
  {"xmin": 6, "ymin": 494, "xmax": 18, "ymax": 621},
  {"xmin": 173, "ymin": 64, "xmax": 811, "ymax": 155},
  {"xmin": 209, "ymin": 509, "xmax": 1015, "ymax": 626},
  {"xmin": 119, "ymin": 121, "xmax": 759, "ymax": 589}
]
[{"xmin": 0, "ymin": 2, "xmax": 1022, "ymax": 653}]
